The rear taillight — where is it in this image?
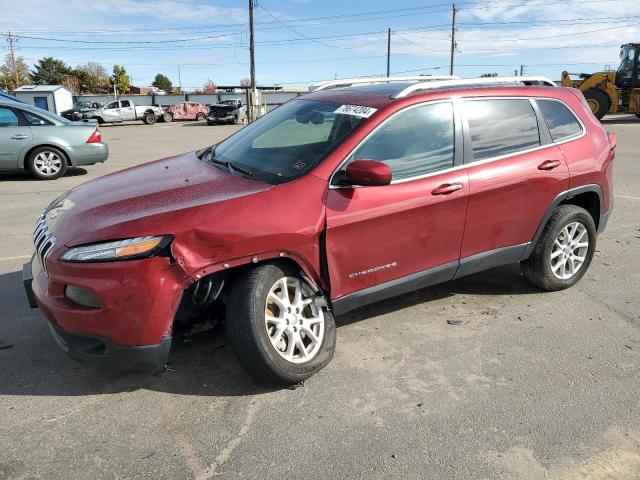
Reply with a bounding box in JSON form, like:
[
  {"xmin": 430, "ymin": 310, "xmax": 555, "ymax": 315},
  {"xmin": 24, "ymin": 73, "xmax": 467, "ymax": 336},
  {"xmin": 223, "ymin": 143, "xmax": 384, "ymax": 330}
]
[{"xmin": 86, "ymin": 128, "xmax": 101, "ymax": 144}]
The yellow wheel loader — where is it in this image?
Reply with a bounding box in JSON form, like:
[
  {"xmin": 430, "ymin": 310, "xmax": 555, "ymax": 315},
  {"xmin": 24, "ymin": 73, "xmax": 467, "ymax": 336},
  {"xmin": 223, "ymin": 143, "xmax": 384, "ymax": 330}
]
[{"xmin": 561, "ymin": 43, "xmax": 640, "ymax": 120}]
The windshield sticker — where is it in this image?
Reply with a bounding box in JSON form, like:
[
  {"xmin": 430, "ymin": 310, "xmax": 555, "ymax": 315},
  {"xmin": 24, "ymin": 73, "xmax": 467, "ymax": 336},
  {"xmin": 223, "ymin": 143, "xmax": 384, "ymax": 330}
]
[{"xmin": 334, "ymin": 104, "xmax": 378, "ymax": 118}]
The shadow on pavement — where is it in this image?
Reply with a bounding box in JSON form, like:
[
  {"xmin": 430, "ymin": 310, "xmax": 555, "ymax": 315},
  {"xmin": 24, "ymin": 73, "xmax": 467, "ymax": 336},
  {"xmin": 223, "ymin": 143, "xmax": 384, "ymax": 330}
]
[
  {"xmin": 601, "ymin": 115, "xmax": 640, "ymax": 125},
  {"xmin": 0, "ymin": 167, "xmax": 87, "ymax": 181},
  {"xmin": 0, "ymin": 263, "xmax": 538, "ymax": 397}
]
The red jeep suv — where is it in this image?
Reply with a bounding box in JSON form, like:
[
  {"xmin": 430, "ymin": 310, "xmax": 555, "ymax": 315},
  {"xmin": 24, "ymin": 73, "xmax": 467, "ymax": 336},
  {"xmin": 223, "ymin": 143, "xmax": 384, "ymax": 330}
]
[{"xmin": 23, "ymin": 76, "xmax": 615, "ymax": 386}]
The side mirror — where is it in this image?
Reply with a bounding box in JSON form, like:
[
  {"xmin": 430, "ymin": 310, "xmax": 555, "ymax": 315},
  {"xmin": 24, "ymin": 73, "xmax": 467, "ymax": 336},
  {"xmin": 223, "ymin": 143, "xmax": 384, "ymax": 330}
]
[{"xmin": 345, "ymin": 159, "xmax": 392, "ymax": 187}]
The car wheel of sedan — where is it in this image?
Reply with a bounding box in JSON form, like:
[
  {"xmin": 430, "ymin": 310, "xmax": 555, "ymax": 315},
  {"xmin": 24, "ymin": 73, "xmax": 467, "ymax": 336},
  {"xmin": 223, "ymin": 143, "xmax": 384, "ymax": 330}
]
[
  {"xmin": 27, "ymin": 146, "xmax": 68, "ymax": 180},
  {"xmin": 521, "ymin": 205, "xmax": 596, "ymax": 291},
  {"xmin": 226, "ymin": 262, "xmax": 336, "ymax": 386},
  {"xmin": 196, "ymin": 113, "xmax": 205, "ymax": 121},
  {"xmin": 163, "ymin": 113, "xmax": 172, "ymax": 123}
]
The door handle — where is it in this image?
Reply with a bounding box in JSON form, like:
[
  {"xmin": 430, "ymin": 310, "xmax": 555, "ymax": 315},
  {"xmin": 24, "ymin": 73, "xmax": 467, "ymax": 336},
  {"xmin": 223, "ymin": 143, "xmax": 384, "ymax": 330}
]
[
  {"xmin": 11, "ymin": 134, "xmax": 29, "ymax": 140},
  {"xmin": 431, "ymin": 182, "xmax": 464, "ymax": 195},
  {"xmin": 538, "ymin": 159, "xmax": 561, "ymax": 170}
]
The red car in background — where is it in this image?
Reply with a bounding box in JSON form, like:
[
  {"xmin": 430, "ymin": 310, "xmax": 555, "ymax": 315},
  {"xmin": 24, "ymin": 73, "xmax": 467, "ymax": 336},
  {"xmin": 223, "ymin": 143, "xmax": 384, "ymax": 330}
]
[{"xmin": 163, "ymin": 101, "xmax": 208, "ymax": 122}]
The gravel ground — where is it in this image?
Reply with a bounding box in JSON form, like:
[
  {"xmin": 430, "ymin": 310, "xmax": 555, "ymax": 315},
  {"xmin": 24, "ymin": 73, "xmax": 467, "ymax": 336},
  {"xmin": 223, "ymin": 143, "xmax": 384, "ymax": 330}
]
[{"xmin": 0, "ymin": 116, "xmax": 639, "ymax": 480}]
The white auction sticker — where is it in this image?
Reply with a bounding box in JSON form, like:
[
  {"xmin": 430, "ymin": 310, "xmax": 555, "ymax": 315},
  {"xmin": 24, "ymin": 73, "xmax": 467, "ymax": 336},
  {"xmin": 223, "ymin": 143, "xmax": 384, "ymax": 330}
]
[{"xmin": 334, "ymin": 104, "xmax": 378, "ymax": 118}]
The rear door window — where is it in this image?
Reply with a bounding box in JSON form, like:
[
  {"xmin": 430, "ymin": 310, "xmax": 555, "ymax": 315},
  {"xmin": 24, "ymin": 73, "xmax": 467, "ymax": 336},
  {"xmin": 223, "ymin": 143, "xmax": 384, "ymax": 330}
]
[
  {"xmin": 464, "ymin": 99, "xmax": 541, "ymax": 161},
  {"xmin": 536, "ymin": 99, "xmax": 583, "ymax": 141}
]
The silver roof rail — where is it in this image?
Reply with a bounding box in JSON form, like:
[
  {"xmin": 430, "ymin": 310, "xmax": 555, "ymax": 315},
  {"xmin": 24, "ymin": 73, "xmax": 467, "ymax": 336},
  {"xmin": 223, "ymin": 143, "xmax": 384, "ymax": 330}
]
[
  {"xmin": 393, "ymin": 76, "xmax": 558, "ymax": 98},
  {"xmin": 310, "ymin": 75, "xmax": 459, "ymax": 92}
]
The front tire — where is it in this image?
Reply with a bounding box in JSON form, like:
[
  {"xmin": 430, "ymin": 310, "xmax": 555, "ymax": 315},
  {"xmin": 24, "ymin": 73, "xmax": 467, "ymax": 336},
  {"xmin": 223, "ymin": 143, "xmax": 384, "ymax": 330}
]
[
  {"xmin": 583, "ymin": 89, "xmax": 610, "ymax": 120},
  {"xmin": 196, "ymin": 113, "xmax": 205, "ymax": 121},
  {"xmin": 226, "ymin": 262, "xmax": 336, "ymax": 386},
  {"xmin": 521, "ymin": 205, "xmax": 596, "ymax": 291},
  {"xmin": 27, "ymin": 146, "xmax": 68, "ymax": 180}
]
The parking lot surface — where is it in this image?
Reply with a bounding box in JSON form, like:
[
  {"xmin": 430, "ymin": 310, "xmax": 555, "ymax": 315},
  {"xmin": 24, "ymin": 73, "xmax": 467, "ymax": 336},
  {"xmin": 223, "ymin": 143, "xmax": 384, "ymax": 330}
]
[{"xmin": 1, "ymin": 118, "xmax": 639, "ymax": 480}]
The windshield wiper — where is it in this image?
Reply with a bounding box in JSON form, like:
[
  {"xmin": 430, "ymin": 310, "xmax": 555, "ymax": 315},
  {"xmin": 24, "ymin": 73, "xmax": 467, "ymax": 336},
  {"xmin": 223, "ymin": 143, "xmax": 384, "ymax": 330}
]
[{"xmin": 206, "ymin": 148, "xmax": 253, "ymax": 177}]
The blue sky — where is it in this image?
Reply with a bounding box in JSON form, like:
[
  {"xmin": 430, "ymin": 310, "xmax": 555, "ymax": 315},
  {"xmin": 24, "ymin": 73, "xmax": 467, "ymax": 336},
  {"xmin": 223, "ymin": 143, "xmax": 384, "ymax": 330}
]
[{"xmin": 1, "ymin": 0, "xmax": 638, "ymax": 89}]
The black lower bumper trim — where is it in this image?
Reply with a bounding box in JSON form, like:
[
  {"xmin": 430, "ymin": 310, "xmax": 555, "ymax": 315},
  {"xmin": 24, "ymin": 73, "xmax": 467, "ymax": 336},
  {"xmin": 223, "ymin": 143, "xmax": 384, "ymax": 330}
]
[
  {"xmin": 22, "ymin": 261, "xmax": 37, "ymax": 309},
  {"xmin": 49, "ymin": 324, "xmax": 171, "ymax": 373}
]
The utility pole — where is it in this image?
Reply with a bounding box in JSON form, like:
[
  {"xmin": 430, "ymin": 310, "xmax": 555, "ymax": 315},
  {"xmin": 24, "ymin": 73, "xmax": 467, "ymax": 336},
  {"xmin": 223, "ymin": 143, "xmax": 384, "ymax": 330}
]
[
  {"xmin": 520, "ymin": 64, "xmax": 524, "ymax": 76},
  {"xmin": 6, "ymin": 31, "xmax": 19, "ymax": 90},
  {"xmin": 386, "ymin": 28, "xmax": 391, "ymax": 77},
  {"xmin": 249, "ymin": 0, "xmax": 257, "ymax": 122},
  {"xmin": 449, "ymin": 4, "xmax": 457, "ymax": 76},
  {"xmin": 178, "ymin": 65, "xmax": 182, "ymax": 93}
]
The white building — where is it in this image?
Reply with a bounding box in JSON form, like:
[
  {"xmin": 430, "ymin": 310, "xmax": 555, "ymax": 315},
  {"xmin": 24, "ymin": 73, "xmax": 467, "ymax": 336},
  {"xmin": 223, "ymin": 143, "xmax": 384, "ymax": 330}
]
[{"xmin": 12, "ymin": 85, "xmax": 74, "ymax": 115}]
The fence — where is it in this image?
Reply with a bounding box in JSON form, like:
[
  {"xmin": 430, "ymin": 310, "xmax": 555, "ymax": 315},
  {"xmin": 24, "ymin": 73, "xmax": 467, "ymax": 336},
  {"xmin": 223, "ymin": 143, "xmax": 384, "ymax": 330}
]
[{"xmin": 74, "ymin": 91, "xmax": 303, "ymax": 112}]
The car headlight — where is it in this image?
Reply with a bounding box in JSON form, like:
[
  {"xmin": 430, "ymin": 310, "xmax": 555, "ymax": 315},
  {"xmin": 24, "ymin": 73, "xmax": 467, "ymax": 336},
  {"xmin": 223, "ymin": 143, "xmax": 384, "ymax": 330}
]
[{"xmin": 60, "ymin": 236, "xmax": 171, "ymax": 262}]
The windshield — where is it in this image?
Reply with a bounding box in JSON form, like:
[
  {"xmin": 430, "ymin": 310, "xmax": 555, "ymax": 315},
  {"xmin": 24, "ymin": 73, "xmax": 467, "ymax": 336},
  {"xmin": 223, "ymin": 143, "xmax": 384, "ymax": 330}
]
[
  {"xmin": 219, "ymin": 100, "xmax": 236, "ymax": 105},
  {"xmin": 209, "ymin": 99, "xmax": 368, "ymax": 184},
  {"xmin": 618, "ymin": 45, "xmax": 636, "ymax": 75}
]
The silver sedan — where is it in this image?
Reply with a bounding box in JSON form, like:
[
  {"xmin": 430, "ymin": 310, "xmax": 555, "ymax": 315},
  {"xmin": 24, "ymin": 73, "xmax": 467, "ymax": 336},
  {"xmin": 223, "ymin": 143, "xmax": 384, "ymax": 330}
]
[{"xmin": 0, "ymin": 100, "xmax": 108, "ymax": 180}]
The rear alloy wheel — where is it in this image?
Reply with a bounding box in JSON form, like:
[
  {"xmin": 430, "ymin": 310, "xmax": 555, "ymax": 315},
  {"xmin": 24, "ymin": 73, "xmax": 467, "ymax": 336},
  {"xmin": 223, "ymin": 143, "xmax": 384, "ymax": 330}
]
[
  {"xmin": 226, "ymin": 262, "xmax": 336, "ymax": 386},
  {"xmin": 163, "ymin": 113, "xmax": 173, "ymax": 123},
  {"xmin": 27, "ymin": 146, "xmax": 68, "ymax": 180},
  {"xmin": 521, "ymin": 205, "xmax": 596, "ymax": 291},
  {"xmin": 583, "ymin": 89, "xmax": 610, "ymax": 120},
  {"xmin": 143, "ymin": 112, "xmax": 157, "ymax": 125},
  {"xmin": 196, "ymin": 112, "xmax": 205, "ymax": 121}
]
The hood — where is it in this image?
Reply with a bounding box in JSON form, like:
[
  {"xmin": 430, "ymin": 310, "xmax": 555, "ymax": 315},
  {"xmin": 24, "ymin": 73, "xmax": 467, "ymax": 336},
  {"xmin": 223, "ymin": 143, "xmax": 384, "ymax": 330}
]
[{"xmin": 50, "ymin": 151, "xmax": 272, "ymax": 246}]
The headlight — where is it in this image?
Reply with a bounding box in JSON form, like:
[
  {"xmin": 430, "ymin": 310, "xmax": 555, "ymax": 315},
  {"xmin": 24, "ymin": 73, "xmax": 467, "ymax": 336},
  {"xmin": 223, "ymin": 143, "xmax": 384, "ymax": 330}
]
[{"xmin": 60, "ymin": 236, "xmax": 171, "ymax": 262}]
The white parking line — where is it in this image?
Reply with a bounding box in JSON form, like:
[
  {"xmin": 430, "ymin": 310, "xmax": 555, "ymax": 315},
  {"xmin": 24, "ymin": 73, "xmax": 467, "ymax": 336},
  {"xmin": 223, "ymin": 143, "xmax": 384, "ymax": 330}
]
[
  {"xmin": 615, "ymin": 194, "xmax": 640, "ymax": 201},
  {"xmin": 0, "ymin": 255, "xmax": 31, "ymax": 262}
]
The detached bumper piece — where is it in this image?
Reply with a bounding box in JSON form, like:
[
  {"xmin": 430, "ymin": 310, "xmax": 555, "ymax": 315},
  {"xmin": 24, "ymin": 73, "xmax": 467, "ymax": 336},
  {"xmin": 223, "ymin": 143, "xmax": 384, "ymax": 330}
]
[
  {"xmin": 22, "ymin": 261, "xmax": 37, "ymax": 309},
  {"xmin": 49, "ymin": 324, "xmax": 171, "ymax": 373}
]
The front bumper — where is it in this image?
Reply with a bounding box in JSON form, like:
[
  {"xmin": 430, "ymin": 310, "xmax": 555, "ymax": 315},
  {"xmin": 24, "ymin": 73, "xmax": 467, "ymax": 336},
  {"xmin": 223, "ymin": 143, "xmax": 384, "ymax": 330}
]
[
  {"xmin": 48, "ymin": 323, "xmax": 171, "ymax": 372},
  {"xmin": 23, "ymin": 252, "xmax": 187, "ymax": 371},
  {"xmin": 206, "ymin": 115, "xmax": 234, "ymax": 123}
]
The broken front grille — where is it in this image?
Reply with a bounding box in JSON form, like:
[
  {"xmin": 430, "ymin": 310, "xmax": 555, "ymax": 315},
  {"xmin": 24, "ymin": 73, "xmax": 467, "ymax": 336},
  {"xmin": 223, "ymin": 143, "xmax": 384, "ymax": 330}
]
[{"xmin": 33, "ymin": 212, "xmax": 57, "ymax": 273}]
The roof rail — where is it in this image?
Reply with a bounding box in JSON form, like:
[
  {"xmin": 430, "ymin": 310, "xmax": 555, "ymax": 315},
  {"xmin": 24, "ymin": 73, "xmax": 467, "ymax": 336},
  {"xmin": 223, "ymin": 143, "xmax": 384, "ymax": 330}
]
[
  {"xmin": 310, "ymin": 75, "xmax": 459, "ymax": 92},
  {"xmin": 393, "ymin": 76, "xmax": 557, "ymax": 98}
]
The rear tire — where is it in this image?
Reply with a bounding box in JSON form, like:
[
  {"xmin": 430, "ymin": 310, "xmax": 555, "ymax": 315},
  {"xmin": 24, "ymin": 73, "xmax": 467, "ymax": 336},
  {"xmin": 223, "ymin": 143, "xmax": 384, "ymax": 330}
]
[
  {"xmin": 583, "ymin": 89, "xmax": 610, "ymax": 120},
  {"xmin": 521, "ymin": 205, "xmax": 596, "ymax": 291},
  {"xmin": 196, "ymin": 113, "xmax": 205, "ymax": 121},
  {"xmin": 27, "ymin": 146, "xmax": 68, "ymax": 180},
  {"xmin": 163, "ymin": 113, "xmax": 172, "ymax": 123},
  {"xmin": 226, "ymin": 262, "xmax": 336, "ymax": 386},
  {"xmin": 143, "ymin": 112, "xmax": 157, "ymax": 125}
]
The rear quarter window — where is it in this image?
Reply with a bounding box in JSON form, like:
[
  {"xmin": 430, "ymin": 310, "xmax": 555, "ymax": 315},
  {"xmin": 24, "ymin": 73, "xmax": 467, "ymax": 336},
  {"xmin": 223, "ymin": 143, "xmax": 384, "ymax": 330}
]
[
  {"xmin": 536, "ymin": 99, "xmax": 583, "ymax": 141},
  {"xmin": 464, "ymin": 99, "xmax": 541, "ymax": 161}
]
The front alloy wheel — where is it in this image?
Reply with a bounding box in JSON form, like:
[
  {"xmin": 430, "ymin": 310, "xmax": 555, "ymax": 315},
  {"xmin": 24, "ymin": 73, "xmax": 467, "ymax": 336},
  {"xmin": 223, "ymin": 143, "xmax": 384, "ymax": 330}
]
[
  {"xmin": 265, "ymin": 277, "xmax": 325, "ymax": 363},
  {"xmin": 226, "ymin": 262, "xmax": 336, "ymax": 386}
]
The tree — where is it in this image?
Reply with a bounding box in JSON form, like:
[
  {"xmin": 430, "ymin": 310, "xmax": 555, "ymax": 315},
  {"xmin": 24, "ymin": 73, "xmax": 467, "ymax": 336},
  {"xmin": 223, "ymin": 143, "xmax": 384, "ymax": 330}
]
[
  {"xmin": 74, "ymin": 62, "xmax": 110, "ymax": 93},
  {"xmin": 0, "ymin": 54, "xmax": 31, "ymax": 91},
  {"xmin": 203, "ymin": 79, "xmax": 217, "ymax": 94},
  {"xmin": 31, "ymin": 57, "xmax": 71, "ymax": 85},
  {"xmin": 239, "ymin": 78, "xmax": 251, "ymax": 87},
  {"xmin": 152, "ymin": 73, "xmax": 173, "ymax": 94},
  {"xmin": 480, "ymin": 73, "xmax": 498, "ymax": 77},
  {"xmin": 111, "ymin": 65, "xmax": 130, "ymax": 95},
  {"xmin": 60, "ymin": 73, "xmax": 81, "ymax": 94}
]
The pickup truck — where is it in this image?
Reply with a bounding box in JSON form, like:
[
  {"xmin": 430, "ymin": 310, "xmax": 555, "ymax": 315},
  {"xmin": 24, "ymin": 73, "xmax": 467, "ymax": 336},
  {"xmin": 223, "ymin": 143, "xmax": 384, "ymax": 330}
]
[
  {"xmin": 206, "ymin": 99, "xmax": 247, "ymax": 125},
  {"xmin": 88, "ymin": 99, "xmax": 164, "ymax": 125}
]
